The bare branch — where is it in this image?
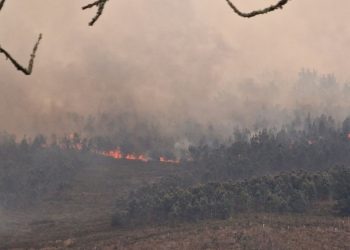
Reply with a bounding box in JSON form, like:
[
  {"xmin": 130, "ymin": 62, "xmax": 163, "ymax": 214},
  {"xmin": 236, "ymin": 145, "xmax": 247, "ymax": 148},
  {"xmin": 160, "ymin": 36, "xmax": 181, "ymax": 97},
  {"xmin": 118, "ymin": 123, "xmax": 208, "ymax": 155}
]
[
  {"xmin": 0, "ymin": 0, "xmax": 290, "ymax": 75},
  {"xmin": 0, "ymin": 0, "xmax": 5, "ymax": 11},
  {"xmin": 82, "ymin": 0, "xmax": 109, "ymax": 26},
  {"xmin": 0, "ymin": 0, "xmax": 42, "ymax": 75},
  {"xmin": 81, "ymin": 0, "xmax": 290, "ymax": 27},
  {"xmin": 225, "ymin": 0, "xmax": 290, "ymax": 18},
  {"xmin": 0, "ymin": 34, "xmax": 43, "ymax": 75}
]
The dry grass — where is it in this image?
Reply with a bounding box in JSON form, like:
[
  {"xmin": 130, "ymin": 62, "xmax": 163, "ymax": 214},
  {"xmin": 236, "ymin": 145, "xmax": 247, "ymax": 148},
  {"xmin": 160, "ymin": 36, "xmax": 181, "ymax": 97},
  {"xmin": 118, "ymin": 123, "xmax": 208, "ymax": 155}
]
[{"xmin": 2, "ymin": 213, "xmax": 349, "ymax": 249}]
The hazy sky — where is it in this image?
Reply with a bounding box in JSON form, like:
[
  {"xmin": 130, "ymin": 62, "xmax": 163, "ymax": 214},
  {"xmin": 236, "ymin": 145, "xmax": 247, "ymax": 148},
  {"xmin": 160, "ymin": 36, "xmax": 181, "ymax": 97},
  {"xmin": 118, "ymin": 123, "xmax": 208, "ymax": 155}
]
[{"xmin": 1, "ymin": 0, "xmax": 350, "ymax": 135}]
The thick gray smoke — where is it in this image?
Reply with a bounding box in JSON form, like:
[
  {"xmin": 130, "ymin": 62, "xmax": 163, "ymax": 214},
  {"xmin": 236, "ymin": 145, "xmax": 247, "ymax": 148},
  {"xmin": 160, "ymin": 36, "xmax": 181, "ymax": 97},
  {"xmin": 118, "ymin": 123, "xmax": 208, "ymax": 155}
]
[{"xmin": 1, "ymin": 0, "xmax": 350, "ymax": 144}]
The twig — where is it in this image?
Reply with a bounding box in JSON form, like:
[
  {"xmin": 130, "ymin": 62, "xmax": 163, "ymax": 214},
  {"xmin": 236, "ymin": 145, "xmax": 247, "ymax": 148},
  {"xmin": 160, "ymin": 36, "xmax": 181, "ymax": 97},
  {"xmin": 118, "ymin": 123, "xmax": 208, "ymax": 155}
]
[
  {"xmin": 0, "ymin": 0, "xmax": 290, "ymax": 75},
  {"xmin": 0, "ymin": 34, "xmax": 43, "ymax": 75},
  {"xmin": 0, "ymin": 0, "xmax": 5, "ymax": 11},
  {"xmin": 82, "ymin": 0, "xmax": 109, "ymax": 26},
  {"xmin": 0, "ymin": 0, "xmax": 42, "ymax": 75},
  {"xmin": 225, "ymin": 0, "xmax": 290, "ymax": 18}
]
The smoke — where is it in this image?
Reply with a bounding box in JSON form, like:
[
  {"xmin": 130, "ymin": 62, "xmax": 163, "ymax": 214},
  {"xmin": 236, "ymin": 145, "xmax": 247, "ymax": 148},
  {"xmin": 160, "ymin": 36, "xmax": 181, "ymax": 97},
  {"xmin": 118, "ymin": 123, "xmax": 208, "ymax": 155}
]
[{"xmin": 1, "ymin": 0, "xmax": 350, "ymax": 145}]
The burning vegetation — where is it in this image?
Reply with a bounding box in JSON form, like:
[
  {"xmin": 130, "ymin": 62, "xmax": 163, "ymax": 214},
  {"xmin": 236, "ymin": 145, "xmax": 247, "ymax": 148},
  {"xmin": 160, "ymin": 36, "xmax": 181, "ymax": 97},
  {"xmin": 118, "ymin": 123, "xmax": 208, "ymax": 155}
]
[{"xmin": 102, "ymin": 148, "xmax": 179, "ymax": 163}]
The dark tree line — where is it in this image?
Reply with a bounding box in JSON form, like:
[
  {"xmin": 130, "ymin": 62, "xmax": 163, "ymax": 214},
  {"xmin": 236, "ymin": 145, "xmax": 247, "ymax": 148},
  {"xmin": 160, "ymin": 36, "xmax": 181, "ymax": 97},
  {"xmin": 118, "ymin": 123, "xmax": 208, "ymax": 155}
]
[
  {"xmin": 0, "ymin": 133, "xmax": 89, "ymax": 208},
  {"xmin": 189, "ymin": 114, "xmax": 350, "ymax": 182}
]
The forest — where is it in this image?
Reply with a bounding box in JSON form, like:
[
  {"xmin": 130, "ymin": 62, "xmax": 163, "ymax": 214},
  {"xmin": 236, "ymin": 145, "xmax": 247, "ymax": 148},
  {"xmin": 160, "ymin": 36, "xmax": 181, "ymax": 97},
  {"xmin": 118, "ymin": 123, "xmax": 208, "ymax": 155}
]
[{"xmin": 1, "ymin": 114, "xmax": 350, "ymax": 226}]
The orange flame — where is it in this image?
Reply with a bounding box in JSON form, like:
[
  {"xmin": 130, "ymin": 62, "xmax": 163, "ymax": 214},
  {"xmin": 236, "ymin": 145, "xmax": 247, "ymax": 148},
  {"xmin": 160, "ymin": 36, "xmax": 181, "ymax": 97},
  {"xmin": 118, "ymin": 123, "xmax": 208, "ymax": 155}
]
[
  {"xmin": 101, "ymin": 148, "xmax": 179, "ymax": 164},
  {"xmin": 102, "ymin": 149, "xmax": 149, "ymax": 162},
  {"xmin": 125, "ymin": 153, "xmax": 149, "ymax": 162},
  {"xmin": 103, "ymin": 149, "xmax": 123, "ymax": 159}
]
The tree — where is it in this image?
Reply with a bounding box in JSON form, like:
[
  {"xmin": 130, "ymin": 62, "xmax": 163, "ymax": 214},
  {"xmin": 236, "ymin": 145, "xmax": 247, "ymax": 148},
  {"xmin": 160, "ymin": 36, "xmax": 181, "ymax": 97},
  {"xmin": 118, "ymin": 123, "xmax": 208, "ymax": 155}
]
[{"xmin": 0, "ymin": 0, "xmax": 291, "ymax": 75}]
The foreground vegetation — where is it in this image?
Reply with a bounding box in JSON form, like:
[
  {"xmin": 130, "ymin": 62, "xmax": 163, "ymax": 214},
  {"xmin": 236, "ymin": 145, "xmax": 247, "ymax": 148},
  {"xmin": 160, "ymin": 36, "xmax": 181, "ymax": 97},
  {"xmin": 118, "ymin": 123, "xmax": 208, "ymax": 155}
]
[{"xmin": 113, "ymin": 167, "xmax": 350, "ymax": 227}]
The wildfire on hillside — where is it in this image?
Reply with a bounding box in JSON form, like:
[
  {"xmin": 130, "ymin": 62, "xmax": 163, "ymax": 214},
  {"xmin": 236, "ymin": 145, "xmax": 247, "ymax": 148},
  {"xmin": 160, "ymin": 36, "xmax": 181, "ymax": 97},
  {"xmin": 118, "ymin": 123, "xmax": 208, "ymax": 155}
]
[
  {"xmin": 101, "ymin": 148, "xmax": 179, "ymax": 164},
  {"xmin": 102, "ymin": 149, "xmax": 123, "ymax": 160}
]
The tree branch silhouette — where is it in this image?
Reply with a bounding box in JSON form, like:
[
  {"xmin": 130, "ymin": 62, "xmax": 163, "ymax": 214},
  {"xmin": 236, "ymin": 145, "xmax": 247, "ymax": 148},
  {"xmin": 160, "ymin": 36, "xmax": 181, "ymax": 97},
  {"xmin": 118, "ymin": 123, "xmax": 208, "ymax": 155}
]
[
  {"xmin": 82, "ymin": 0, "xmax": 109, "ymax": 26},
  {"xmin": 225, "ymin": 0, "xmax": 290, "ymax": 18},
  {"xmin": 0, "ymin": 0, "xmax": 6, "ymax": 11},
  {"xmin": 82, "ymin": 0, "xmax": 291, "ymax": 27},
  {"xmin": 0, "ymin": 0, "xmax": 42, "ymax": 75},
  {"xmin": 1, "ymin": 0, "xmax": 291, "ymax": 75},
  {"xmin": 0, "ymin": 34, "xmax": 42, "ymax": 75}
]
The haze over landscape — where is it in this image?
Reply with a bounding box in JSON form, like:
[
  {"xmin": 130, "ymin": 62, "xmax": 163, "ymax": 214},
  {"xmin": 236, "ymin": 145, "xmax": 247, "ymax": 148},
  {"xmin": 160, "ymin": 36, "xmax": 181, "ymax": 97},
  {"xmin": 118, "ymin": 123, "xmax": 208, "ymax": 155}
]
[
  {"xmin": 1, "ymin": 1, "xmax": 350, "ymax": 249},
  {"xmin": 1, "ymin": 0, "xmax": 350, "ymax": 136}
]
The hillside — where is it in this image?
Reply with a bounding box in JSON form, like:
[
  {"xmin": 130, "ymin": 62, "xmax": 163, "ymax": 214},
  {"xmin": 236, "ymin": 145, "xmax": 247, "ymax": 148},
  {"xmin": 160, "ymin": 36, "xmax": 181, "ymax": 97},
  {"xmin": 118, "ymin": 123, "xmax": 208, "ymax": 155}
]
[
  {"xmin": 1, "ymin": 158, "xmax": 349, "ymax": 249},
  {"xmin": 0, "ymin": 158, "xmax": 182, "ymax": 249}
]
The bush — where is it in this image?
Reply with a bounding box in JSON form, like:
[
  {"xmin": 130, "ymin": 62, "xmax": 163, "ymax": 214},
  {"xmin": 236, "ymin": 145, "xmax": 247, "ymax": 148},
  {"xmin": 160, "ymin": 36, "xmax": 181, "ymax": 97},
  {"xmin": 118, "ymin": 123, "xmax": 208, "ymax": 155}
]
[
  {"xmin": 112, "ymin": 170, "xmax": 339, "ymax": 226},
  {"xmin": 330, "ymin": 167, "xmax": 350, "ymax": 215}
]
